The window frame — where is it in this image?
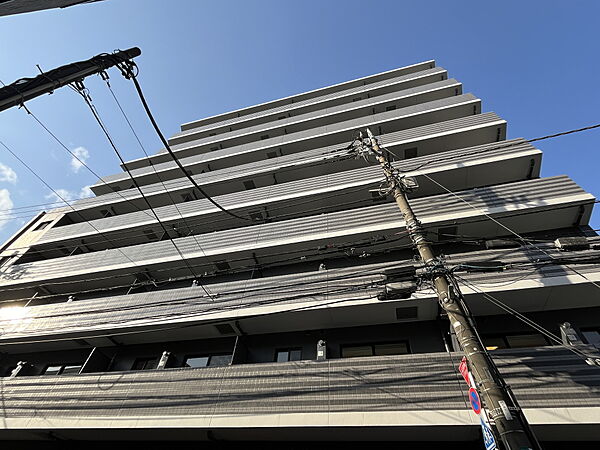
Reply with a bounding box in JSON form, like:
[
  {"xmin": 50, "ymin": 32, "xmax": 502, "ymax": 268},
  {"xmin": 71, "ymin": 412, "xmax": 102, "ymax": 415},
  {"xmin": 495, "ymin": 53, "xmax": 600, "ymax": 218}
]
[
  {"xmin": 274, "ymin": 347, "xmax": 303, "ymax": 363},
  {"xmin": 340, "ymin": 340, "xmax": 410, "ymax": 359},
  {"xmin": 42, "ymin": 363, "xmax": 82, "ymax": 375},
  {"xmin": 183, "ymin": 353, "xmax": 232, "ymax": 368}
]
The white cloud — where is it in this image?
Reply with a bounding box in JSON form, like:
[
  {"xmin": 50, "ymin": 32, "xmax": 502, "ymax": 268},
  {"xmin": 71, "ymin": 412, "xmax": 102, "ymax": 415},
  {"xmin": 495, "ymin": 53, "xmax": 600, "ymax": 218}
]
[
  {"xmin": 0, "ymin": 188, "xmax": 14, "ymax": 231},
  {"xmin": 0, "ymin": 162, "xmax": 17, "ymax": 184},
  {"xmin": 79, "ymin": 185, "xmax": 94, "ymax": 198},
  {"xmin": 45, "ymin": 186, "xmax": 95, "ymax": 206},
  {"xmin": 70, "ymin": 146, "xmax": 90, "ymax": 173},
  {"xmin": 45, "ymin": 189, "xmax": 75, "ymax": 205}
]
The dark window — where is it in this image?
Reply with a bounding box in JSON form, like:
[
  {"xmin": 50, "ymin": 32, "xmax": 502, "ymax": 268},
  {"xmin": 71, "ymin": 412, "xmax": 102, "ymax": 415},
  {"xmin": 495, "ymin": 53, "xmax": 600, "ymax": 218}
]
[
  {"xmin": 57, "ymin": 245, "xmax": 70, "ymax": 255},
  {"xmin": 437, "ymin": 226, "xmax": 458, "ymax": 241},
  {"xmin": 181, "ymin": 192, "xmax": 194, "ymax": 202},
  {"xmin": 99, "ymin": 209, "xmax": 113, "ymax": 218},
  {"xmin": 582, "ymin": 330, "xmax": 600, "ymax": 347},
  {"xmin": 0, "ymin": 256, "xmax": 11, "ymax": 267},
  {"xmin": 395, "ymin": 306, "xmax": 418, "ymax": 320},
  {"xmin": 341, "ymin": 341, "xmax": 409, "ymax": 359},
  {"xmin": 352, "ymin": 97, "xmax": 362, "ymax": 102},
  {"xmin": 209, "ymin": 133, "xmax": 216, "ymax": 137},
  {"xmin": 404, "ymin": 147, "xmax": 418, "ymax": 159},
  {"xmin": 260, "ymin": 134, "xmax": 270, "ymax": 140},
  {"xmin": 243, "ymin": 180, "xmax": 256, "ymax": 190},
  {"xmin": 210, "ymin": 146, "xmax": 219, "ymax": 151},
  {"xmin": 266, "ymin": 151, "xmax": 278, "ymax": 159},
  {"xmin": 143, "ymin": 229, "xmax": 159, "ymax": 241},
  {"xmin": 215, "ymin": 261, "xmax": 231, "ymax": 271},
  {"xmin": 277, "ymin": 116, "xmax": 287, "ymax": 120},
  {"xmin": 34, "ymin": 220, "xmax": 52, "ymax": 231},
  {"xmin": 132, "ymin": 358, "xmax": 158, "ymax": 371},
  {"xmin": 385, "ymin": 105, "xmax": 397, "ymax": 112},
  {"xmin": 184, "ymin": 354, "xmax": 231, "ymax": 368},
  {"xmin": 275, "ymin": 348, "xmax": 302, "ymax": 362},
  {"xmin": 483, "ymin": 333, "xmax": 550, "ymax": 351},
  {"xmin": 43, "ymin": 364, "xmax": 82, "ymax": 375}
]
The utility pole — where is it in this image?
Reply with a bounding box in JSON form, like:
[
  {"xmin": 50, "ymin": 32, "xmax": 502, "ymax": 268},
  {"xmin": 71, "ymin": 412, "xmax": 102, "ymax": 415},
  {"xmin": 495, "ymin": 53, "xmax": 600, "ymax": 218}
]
[
  {"xmin": 0, "ymin": 47, "xmax": 141, "ymax": 113},
  {"xmin": 358, "ymin": 128, "xmax": 539, "ymax": 450}
]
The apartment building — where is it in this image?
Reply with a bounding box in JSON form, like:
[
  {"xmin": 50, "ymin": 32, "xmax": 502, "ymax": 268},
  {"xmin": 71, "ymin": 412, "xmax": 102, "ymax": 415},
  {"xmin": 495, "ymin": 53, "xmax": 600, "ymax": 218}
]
[{"xmin": 0, "ymin": 60, "xmax": 599, "ymax": 447}]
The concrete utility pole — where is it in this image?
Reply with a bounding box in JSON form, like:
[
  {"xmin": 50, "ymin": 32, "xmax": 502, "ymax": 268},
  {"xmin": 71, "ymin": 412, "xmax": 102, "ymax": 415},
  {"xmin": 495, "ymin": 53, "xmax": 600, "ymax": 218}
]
[
  {"xmin": 358, "ymin": 128, "xmax": 539, "ymax": 450},
  {"xmin": 0, "ymin": 47, "xmax": 141, "ymax": 113}
]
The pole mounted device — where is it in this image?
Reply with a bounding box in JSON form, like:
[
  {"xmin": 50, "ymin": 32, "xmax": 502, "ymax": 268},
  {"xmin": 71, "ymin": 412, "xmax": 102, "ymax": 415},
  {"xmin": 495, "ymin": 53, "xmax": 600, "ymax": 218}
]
[
  {"xmin": 0, "ymin": 47, "xmax": 141, "ymax": 113},
  {"xmin": 357, "ymin": 128, "xmax": 540, "ymax": 450}
]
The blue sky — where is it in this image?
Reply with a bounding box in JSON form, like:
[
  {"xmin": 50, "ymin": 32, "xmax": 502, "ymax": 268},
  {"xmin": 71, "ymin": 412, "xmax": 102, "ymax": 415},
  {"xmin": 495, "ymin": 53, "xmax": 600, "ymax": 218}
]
[{"xmin": 0, "ymin": 0, "xmax": 598, "ymax": 243}]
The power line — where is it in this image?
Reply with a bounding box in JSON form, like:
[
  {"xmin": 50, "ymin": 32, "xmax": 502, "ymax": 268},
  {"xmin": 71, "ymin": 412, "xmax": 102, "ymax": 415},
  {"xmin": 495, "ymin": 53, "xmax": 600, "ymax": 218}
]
[
  {"xmin": 0, "ymin": 138, "xmax": 143, "ymax": 271},
  {"xmin": 117, "ymin": 61, "xmax": 252, "ymax": 222},
  {"xmin": 73, "ymin": 80, "xmax": 213, "ymax": 298},
  {"xmin": 454, "ymin": 274, "xmax": 600, "ymax": 366}
]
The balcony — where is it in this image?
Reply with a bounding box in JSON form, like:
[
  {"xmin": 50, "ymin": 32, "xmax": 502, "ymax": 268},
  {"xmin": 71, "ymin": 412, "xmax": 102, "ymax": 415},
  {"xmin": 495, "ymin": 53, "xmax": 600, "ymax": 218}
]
[
  {"xmin": 0, "ymin": 348, "xmax": 597, "ymax": 442},
  {"xmin": 36, "ymin": 140, "xmax": 541, "ymax": 250}
]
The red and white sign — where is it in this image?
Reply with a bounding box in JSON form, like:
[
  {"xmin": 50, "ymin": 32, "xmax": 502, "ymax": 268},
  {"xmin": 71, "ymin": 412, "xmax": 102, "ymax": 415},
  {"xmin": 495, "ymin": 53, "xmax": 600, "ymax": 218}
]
[{"xmin": 458, "ymin": 356, "xmax": 470, "ymax": 385}]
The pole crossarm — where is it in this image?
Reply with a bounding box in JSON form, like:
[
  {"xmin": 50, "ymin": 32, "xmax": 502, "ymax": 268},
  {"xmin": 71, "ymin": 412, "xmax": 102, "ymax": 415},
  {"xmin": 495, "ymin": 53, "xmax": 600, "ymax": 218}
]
[
  {"xmin": 0, "ymin": 47, "xmax": 141, "ymax": 113},
  {"xmin": 357, "ymin": 128, "xmax": 540, "ymax": 450}
]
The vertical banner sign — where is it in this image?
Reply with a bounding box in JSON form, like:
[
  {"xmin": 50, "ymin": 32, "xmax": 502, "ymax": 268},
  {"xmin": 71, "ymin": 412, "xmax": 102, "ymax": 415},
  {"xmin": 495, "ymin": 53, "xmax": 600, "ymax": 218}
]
[{"xmin": 458, "ymin": 356, "xmax": 469, "ymax": 385}]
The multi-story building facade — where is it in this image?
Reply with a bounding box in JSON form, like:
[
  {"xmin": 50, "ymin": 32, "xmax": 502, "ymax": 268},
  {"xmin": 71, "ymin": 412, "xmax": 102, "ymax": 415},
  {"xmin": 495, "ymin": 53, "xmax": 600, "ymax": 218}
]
[{"xmin": 0, "ymin": 60, "xmax": 599, "ymax": 447}]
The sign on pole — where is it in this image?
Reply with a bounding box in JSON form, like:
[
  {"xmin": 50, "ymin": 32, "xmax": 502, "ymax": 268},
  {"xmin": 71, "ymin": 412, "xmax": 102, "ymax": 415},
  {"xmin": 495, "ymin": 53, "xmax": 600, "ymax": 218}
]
[
  {"xmin": 480, "ymin": 417, "xmax": 497, "ymax": 450},
  {"xmin": 469, "ymin": 387, "xmax": 481, "ymax": 415}
]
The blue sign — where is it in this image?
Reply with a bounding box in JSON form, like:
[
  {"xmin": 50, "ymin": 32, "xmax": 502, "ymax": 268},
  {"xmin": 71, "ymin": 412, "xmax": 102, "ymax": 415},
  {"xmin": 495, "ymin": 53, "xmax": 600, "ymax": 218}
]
[
  {"xmin": 480, "ymin": 417, "xmax": 497, "ymax": 450},
  {"xmin": 469, "ymin": 387, "xmax": 481, "ymax": 414}
]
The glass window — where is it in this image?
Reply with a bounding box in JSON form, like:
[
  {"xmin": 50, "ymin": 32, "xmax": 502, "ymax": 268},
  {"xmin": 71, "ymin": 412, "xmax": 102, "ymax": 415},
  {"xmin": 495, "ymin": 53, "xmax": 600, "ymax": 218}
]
[
  {"xmin": 209, "ymin": 354, "xmax": 232, "ymax": 367},
  {"xmin": 505, "ymin": 334, "xmax": 548, "ymax": 349},
  {"xmin": 184, "ymin": 356, "xmax": 209, "ymax": 368},
  {"xmin": 43, "ymin": 364, "xmax": 82, "ymax": 375},
  {"xmin": 34, "ymin": 221, "xmax": 52, "ymax": 231},
  {"xmin": 132, "ymin": 358, "xmax": 158, "ymax": 371},
  {"xmin": 61, "ymin": 365, "xmax": 82, "ymax": 375},
  {"xmin": 583, "ymin": 330, "xmax": 600, "ymax": 346},
  {"xmin": 275, "ymin": 348, "xmax": 302, "ymax": 362},
  {"xmin": 342, "ymin": 341, "xmax": 410, "ymax": 358},
  {"xmin": 43, "ymin": 365, "xmax": 63, "ymax": 375},
  {"xmin": 374, "ymin": 342, "xmax": 409, "ymax": 356}
]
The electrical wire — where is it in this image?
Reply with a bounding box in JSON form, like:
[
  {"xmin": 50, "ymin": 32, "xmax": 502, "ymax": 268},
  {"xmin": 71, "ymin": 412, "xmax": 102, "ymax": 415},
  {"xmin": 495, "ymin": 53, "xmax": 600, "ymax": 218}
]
[
  {"xmin": 72, "ymin": 80, "xmax": 213, "ymax": 298},
  {"xmin": 0, "ymin": 139, "xmax": 144, "ymax": 272},
  {"xmin": 454, "ymin": 274, "xmax": 600, "ymax": 366}
]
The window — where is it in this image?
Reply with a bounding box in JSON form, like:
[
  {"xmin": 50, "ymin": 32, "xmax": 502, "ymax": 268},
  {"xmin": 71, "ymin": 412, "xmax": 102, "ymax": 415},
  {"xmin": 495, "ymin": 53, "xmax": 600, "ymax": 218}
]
[
  {"xmin": 437, "ymin": 226, "xmax": 458, "ymax": 242},
  {"xmin": 385, "ymin": 105, "xmax": 397, "ymax": 112},
  {"xmin": 243, "ymin": 180, "xmax": 256, "ymax": 190},
  {"xmin": 215, "ymin": 261, "xmax": 231, "ymax": 271},
  {"xmin": 143, "ymin": 229, "xmax": 159, "ymax": 241},
  {"xmin": 181, "ymin": 192, "xmax": 194, "ymax": 202},
  {"xmin": 99, "ymin": 209, "xmax": 113, "ymax": 218},
  {"xmin": 132, "ymin": 357, "xmax": 158, "ymax": 371},
  {"xmin": 184, "ymin": 354, "xmax": 231, "ymax": 368},
  {"xmin": 352, "ymin": 97, "xmax": 362, "ymax": 102},
  {"xmin": 260, "ymin": 134, "xmax": 270, "ymax": 140},
  {"xmin": 210, "ymin": 146, "xmax": 219, "ymax": 151},
  {"xmin": 582, "ymin": 330, "xmax": 600, "ymax": 347},
  {"xmin": 483, "ymin": 333, "xmax": 550, "ymax": 351},
  {"xmin": 209, "ymin": 133, "xmax": 216, "ymax": 137},
  {"xmin": 341, "ymin": 341, "xmax": 409, "ymax": 359},
  {"xmin": 0, "ymin": 256, "xmax": 12, "ymax": 268},
  {"xmin": 34, "ymin": 220, "xmax": 52, "ymax": 231},
  {"xmin": 275, "ymin": 348, "xmax": 302, "ymax": 362},
  {"xmin": 43, "ymin": 364, "xmax": 82, "ymax": 375},
  {"xmin": 404, "ymin": 147, "xmax": 418, "ymax": 159},
  {"xmin": 266, "ymin": 151, "xmax": 278, "ymax": 159}
]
